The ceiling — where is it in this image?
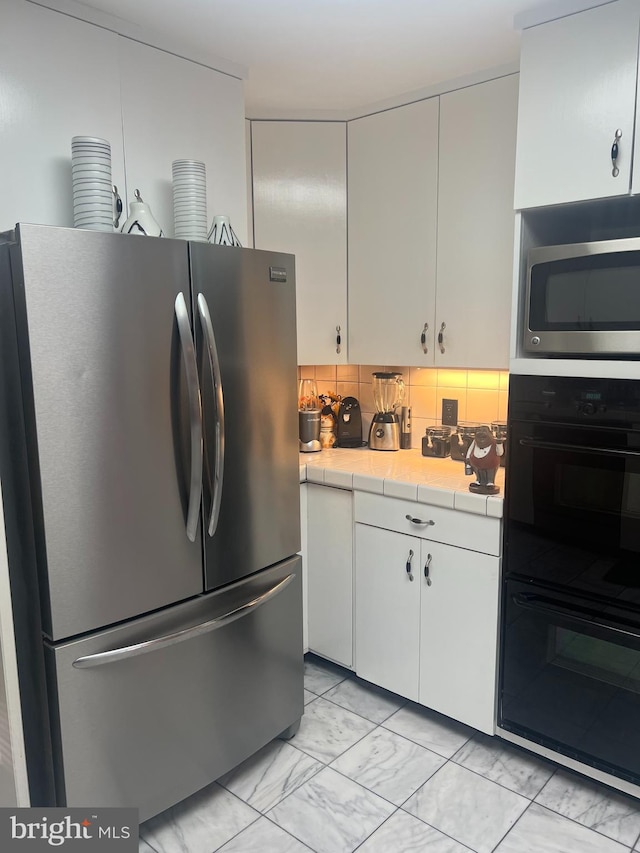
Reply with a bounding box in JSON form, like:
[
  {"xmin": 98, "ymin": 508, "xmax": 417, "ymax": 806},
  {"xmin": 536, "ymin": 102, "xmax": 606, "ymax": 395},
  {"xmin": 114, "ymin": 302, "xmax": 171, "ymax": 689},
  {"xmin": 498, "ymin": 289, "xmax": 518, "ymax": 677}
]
[{"xmin": 76, "ymin": 0, "xmax": 536, "ymax": 116}]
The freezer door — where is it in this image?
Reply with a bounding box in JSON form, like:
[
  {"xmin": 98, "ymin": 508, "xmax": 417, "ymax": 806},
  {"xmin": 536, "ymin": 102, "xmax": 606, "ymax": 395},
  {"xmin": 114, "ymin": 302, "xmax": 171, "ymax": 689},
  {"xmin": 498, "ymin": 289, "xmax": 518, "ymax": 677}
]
[
  {"xmin": 9, "ymin": 225, "xmax": 203, "ymax": 640},
  {"xmin": 189, "ymin": 245, "xmax": 300, "ymax": 590},
  {"xmin": 45, "ymin": 557, "xmax": 303, "ymax": 822}
]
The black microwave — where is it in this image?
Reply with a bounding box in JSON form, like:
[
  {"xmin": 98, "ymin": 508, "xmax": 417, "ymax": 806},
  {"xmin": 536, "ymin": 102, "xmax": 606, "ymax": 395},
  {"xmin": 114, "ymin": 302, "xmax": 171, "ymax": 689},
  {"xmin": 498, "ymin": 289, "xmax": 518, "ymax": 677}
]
[{"xmin": 524, "ymin": 237, "xmax": 640, "ymax": 356}]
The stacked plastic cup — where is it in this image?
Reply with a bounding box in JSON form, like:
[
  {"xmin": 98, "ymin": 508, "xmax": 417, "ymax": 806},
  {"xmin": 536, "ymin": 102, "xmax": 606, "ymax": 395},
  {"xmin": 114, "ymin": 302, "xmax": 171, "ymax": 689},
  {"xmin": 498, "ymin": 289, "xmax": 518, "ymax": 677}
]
[
  {"xmin": 71, "ymin": 136, "xmax": 114, "ymax": 232},
  {"xmin": 172, "ymin": 160, "xmax": 208, "ymax": 241}
]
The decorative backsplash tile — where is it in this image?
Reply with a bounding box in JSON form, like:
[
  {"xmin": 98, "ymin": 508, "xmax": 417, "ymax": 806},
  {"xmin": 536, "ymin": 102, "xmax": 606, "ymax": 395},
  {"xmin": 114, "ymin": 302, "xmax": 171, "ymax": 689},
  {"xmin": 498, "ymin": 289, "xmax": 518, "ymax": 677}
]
[{"xmin": 298, "ymin": 365, "xmax": 509, "ymax": 450}]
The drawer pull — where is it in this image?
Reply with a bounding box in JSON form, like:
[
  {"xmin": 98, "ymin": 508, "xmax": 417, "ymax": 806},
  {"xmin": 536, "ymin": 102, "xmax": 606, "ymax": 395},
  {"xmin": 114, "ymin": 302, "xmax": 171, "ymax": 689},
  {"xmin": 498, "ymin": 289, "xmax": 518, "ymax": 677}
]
[
  {"xmin": 424, "ymin": 553, "xmax": 432, "ymax": 586},
  {"xmin": 405, "ymin": 549, "xmax": 415, "ymax": 582},
  {"xmin": 72, "ymin": 574, "xmax": 295, "ymax": 668},
  {"xmin": 405, "ymin": 514, "xmax": 435, "ymax": 527}
]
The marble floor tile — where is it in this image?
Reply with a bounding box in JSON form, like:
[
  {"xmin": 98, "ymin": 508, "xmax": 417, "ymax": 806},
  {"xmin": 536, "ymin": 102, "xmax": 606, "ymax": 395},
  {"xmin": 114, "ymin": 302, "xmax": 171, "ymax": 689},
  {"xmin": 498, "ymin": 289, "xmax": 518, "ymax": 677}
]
[
  {"xmin": 303, "ymin": 689, "xmax": 316, "ymax": 705},
  {"xmin": 330, "ymin": 726, "xmax": 445, "ymax": 805},
  {"xmin": 291, "ymin": 696, "xmax": 376, "ymax": 764},
  {"xmin": 304, "ymin": 657, "xmax": 350, "ymax": 695},
  {"xmin": 535, "ymin": 768, "xmax": 640, "ymax": 847},
  {"xmin": 216, "ymin": 816, "xmax": 312, "ymax": 852},
  {"xmin": 357, "ymin": 810, "xmax": 473, "ymax": 853},
  {"xmin": 268, "ymin": 766, "xmax": 395, "ymax": 853},
  {"xmin": 382, "ymin": 702, "xmax": 473, "ymax": 758},
  {"xmin": 218, "ymin": 739, "xmax": 323, "ymax": 813},
  {"xmin": 139, "ymin": 841, "xmax": 156, "ymax": 853},
  {"xmin": 140, "ymin": 782, "xmax": 260, "ymax": 853},
  {"xmin": 404, "ymin": 762, "xmax": 529, "ymax": 853},
  {"xmin": 323, "ymin": 677, "xmax": 406, "ymax": 724},
  {"xmin": 495, "ymin": 803, "xmax": 629, "ymax": 853},
  {"xmin": 452, "ymin": 732, "xmax": 555, "ymax": 798}
]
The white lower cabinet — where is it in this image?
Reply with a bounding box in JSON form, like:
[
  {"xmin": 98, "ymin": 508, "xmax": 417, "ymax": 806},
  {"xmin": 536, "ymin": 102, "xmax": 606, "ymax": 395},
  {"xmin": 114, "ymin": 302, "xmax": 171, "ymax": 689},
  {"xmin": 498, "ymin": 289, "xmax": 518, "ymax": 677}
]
[
  {"xmin": 355, "ymin": 525, "xmax": 421, "ymax": 700},
  {"xmin": 418, "ymin": 541, "xmax": 499, "ymax": 734},
  {"xmin": 305, "ymin": 484, "xmax": 353, "ymax": 668},
  {"xmin": 354, "ymin": 492, "xmax": 500, "ymax": 734}
]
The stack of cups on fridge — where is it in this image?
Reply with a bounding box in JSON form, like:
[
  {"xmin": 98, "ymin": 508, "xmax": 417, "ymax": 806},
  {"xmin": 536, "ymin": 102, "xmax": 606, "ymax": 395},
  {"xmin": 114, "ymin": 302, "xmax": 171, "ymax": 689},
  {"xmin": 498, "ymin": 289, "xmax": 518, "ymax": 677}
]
[
  {"xmin": 71, "ymin": 136, "xmax": 114, "ymax": 232},
  {"xmin": 172, "ymin": 160, "xmax": 208, "ymax": 241}
]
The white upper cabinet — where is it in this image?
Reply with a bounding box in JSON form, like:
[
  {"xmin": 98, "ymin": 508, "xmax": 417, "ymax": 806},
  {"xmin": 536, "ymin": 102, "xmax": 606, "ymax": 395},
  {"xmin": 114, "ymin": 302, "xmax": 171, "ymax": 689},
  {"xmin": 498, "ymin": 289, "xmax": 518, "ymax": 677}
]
[
  {"xmin": 0, "ymin": 0, "xmax": 125, "ymax": 232},
  {"xmin": 348, "ymin": 100, "xmax": 439, "ymax": 366},
  {"xmin": 119, "ymin": 40, "xmax": 247, "ymax": 243},
  {"xmin": 251, "ymin": 122, "xmax": 347, "ymax": 366},
  {"xmin": 435, "ymin": 75, "xmax": 518, "ymax": 369},
  {"xmin": 514, "ymin": 0, "xmax": 640, "ymax": 209},
  {"xmin": 0, "ymin": 0, "xmax": 247, "ymax": 240}
]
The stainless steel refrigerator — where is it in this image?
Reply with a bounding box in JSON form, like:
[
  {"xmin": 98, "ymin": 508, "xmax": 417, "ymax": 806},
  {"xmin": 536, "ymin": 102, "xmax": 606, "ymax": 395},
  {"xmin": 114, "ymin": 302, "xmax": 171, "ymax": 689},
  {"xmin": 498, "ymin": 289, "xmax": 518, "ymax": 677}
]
[{"xmin": 0, "ymin": 224, "xmax": 302, "ymax": 821}]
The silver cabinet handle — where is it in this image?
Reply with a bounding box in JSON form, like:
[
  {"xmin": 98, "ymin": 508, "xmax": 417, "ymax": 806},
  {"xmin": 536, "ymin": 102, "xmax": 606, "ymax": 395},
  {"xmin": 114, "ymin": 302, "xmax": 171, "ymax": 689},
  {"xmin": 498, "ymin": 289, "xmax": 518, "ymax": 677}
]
[
  {"xmin": 72, "ymin": 574, "xmax": 295, "ymax": 668},
  {"xmin": 611, "ymin": 128, "xmax": 622, "ymax": 177},
  {"xmin": 405, "ymin": 549, "xmax": 414, "ymax": 582},
  {"xmin": 336, "ymin": 325, "xmax": 342, "ymax": 354},
  {"xmin": 405, "ymin": 514, "xmax": 435, "ymax": 527},
  {"xmin": 438, "ymin": 322, "xmax": 446, "ymax": 354},
  {"xmin": 424, "ymin": 553, "xmax": 432, "ymax": 586},
  {"xmin": 421, "ymin": 323, "xmax": 429, "ymax": 355},
  {"xmin": 197, "ymin": 293, "xmax": 225, "ymax": 538},
  {"xmin": 174, "ymin": 292, "xmax": 203, "ymax": 542}
]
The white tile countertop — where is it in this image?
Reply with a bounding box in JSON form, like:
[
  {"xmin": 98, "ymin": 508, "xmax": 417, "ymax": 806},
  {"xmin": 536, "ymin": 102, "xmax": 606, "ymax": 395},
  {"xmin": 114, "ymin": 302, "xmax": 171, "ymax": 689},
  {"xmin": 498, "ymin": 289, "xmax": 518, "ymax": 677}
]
[{"xmin": 299, "ymin": 448, "xmax": 504, "ymax": 518}]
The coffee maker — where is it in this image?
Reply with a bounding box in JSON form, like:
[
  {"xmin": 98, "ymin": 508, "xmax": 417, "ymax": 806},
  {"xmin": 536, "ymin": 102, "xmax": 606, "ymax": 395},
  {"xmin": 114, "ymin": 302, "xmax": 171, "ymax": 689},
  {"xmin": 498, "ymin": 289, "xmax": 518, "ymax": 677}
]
[
  {"xmin": 368, "ymin": 372, "xmax": 405, "ymax": 451},
  {"xmin": 298, "ymin": 379, "xmax": 321, "ymax": 452}
]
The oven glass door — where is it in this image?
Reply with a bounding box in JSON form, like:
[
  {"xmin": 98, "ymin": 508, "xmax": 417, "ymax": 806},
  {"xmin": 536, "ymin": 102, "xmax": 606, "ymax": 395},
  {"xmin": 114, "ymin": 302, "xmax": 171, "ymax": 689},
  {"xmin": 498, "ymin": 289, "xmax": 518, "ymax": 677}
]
[
  {"xmin": 500, "ymin": 579, "xmax": 640, "ymax": 783},
  {"xmin": 529, "ymin": 251, "xmax": 640, "ymax": 332},
  {"xmin": 506, "ymin": 419, "xmax": 640, "ymax": 604}
]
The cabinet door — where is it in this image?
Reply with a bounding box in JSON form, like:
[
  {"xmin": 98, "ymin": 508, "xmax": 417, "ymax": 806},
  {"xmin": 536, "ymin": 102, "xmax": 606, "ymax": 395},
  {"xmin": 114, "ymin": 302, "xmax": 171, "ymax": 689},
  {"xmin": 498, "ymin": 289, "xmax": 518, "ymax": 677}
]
[
  {"xmin": 0, "ymin": 0, "xmax": 125, "ymax": 231},
  {"xmin": 435, "ymin": 76, "xmax": 518, "ymax": 369},
  {"xmin": 119, "ymin": 38, "xmax": 247, "ymax": 244},
  {"xmin": 300, "ymin": 484, "xmax": 309, "ymax": 653},
  {"xmin": 307, "ymin": 485, "xmax": 353, "ymax": 668},
  {"xmin": 348, "ymin": 100, "xmax": 439, "ymax": 365},
  {"xmin": 419, "ymin": 542, "xmax": 499, "ymax": 734},
  {"xmin": 251, "ymin": 122, "xmax": 347, "ymax": 365},
  {"xmin": 355, "ymin": 524, "xmax": 420, "ymax": 700},
  {"xmin": 514, "ymin": 0, "xmax": 640, "ymax": 209}
]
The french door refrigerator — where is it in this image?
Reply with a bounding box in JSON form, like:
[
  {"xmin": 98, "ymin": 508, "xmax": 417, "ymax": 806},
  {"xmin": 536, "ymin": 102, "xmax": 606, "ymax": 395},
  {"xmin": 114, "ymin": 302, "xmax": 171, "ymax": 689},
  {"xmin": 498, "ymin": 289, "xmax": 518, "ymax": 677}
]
[{"xmin": 0, "ymin": 224, "xmax": 302, "ymax": 822}]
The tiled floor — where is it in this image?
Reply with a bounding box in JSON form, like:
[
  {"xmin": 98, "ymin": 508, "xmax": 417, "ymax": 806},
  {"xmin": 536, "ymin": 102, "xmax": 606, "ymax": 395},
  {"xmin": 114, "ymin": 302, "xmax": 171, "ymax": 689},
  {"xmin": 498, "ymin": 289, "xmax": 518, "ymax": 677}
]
[{"xmin": 139, "ymin": 655, "xmax": 640, "ymax": 853}]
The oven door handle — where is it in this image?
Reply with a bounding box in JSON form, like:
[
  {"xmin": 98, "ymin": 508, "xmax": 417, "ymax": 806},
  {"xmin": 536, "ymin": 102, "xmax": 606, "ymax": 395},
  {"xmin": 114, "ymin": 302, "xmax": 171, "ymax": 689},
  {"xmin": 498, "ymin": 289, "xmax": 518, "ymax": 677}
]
[
  {"xmin": 519, "ymin": 438, "xmax": 640, "ymax": 459},
  {"xmin": 513, "ymin": 592, "xmax": 640, "ymax": 639}
]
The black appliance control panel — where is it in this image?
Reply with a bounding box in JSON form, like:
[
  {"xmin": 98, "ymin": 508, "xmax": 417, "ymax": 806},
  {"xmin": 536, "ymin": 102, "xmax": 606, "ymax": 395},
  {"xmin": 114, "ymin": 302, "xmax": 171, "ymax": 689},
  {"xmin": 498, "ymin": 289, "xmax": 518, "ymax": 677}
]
[{"xmin": 509, "ymin": 375, "xmax": 640, "ymax": 428}]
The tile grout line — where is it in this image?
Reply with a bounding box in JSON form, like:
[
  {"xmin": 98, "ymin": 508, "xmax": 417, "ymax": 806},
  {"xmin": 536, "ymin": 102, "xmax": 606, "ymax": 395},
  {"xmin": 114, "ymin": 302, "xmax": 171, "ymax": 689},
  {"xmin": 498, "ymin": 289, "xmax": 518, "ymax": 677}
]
[
  {"xmin": 446, "ymin": 750, "xmax": 555, "ymax": 802},
  {"xmin": 488, "ymin": 797, "xmax": 535, "ymax": 853},
  {"xmin": 530, "ymin": 774, "xmax": 640, "ymax": 850},
  {"xmin": 517, "ymin": 802, "xmax": 640, "ymax": 852},
  {"xmin": 306, "ymin": 659, "xmax": 640, "ymax": 851},
  {"xmin": 209, "ymin": 787, "xmax": 262, "ymax": 853},
  {"xmin": 260, "ymin": 811, "xmax": 317, "ymax": 852},
  {"xmin": 318, "ymin": 689, "xmax": 409, "ymax": 725}
]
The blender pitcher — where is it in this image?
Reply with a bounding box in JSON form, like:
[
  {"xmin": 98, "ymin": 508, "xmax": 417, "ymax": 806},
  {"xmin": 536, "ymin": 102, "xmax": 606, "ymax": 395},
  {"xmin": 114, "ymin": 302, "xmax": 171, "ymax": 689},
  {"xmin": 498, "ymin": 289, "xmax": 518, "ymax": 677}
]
[
  {"xmin": 298, "ymin": 379, "xmax": 321, "ymax": 452},
  {"xmin": 369, "ymin": 372, "xmax": 404, "ymax": 451}
]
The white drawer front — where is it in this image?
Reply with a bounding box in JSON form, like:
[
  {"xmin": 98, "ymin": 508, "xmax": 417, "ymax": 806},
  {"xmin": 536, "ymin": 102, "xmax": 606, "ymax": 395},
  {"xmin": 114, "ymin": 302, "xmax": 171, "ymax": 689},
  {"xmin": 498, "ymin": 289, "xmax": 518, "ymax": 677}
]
[{"xmin": 354, "ymin": 491, "xmax": 501, "ymax": 556}]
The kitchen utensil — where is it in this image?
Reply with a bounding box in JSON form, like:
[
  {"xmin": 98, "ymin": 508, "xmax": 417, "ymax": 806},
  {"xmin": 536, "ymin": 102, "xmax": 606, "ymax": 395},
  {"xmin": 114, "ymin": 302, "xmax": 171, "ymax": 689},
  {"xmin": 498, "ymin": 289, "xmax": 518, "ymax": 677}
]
[
  {"xmin": 368, "ymin": 372, "xmax": 404, "ymax": 451},
  {"xmin": 422, "ymin": 425, "xmax": 452, "ymax": 458},
  {"xmin": 451, "ymin": 422, "xmax": 483, "ymax": 463},
  {"xmin": 298, "ymin": 379, "xmax": 321, "ymax": 452},
  {"xmin": 335, "ymin": 397, "xmax": 363, "ymax": 448}
]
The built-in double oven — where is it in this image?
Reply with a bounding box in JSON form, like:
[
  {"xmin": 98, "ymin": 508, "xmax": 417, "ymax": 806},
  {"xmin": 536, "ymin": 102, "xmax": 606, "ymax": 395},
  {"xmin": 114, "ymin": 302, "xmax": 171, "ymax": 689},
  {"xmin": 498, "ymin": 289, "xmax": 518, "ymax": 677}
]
[{"xmin": 500, "ymin": 374, "xmax": 640, "ymax": 785}]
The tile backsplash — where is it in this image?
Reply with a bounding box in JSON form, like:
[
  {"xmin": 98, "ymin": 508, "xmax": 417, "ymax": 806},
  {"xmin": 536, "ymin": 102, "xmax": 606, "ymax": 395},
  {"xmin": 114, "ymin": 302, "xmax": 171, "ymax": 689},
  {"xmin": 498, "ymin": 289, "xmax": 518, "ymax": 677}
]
[{"xmin": 297, "ymin": 365, "xmax": 509, "ymax": 450}]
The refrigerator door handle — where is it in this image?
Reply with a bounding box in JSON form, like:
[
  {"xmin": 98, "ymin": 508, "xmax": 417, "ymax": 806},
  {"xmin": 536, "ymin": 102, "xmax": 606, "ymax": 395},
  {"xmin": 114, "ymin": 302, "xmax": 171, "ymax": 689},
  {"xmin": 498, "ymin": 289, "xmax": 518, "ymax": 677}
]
[
  {"xmin": 71, "ymin": 573, "xmax": 295, "ymax": 668},
  {"xmin": 197, "ymin": 293, "xmax": 225, "ymax": 537},
  {"xmin": 174, "ymin": 292, "xmax": 203, "ymax": 542}
]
